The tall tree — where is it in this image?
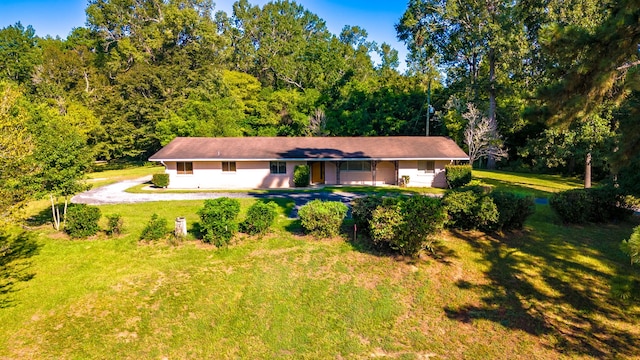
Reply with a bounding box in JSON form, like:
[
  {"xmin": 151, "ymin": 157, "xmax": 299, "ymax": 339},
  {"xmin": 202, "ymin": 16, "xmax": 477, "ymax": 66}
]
[
  {"xmin": 0, "ymin": 23, "xmax": 41, "ymax": 84},
  {"xmin": 0, "ymin": 82, "xmax": 38, "ymax": 224}
]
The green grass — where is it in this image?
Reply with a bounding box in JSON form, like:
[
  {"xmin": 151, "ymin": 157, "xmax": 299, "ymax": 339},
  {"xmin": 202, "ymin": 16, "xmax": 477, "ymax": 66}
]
[
  {"xmin": 126, "ymin": 182, "xmax": 446, "ymax": 196},
  {"xmin": 2, "ymin": 197, "xmax": 639, "ymax": 358},
  {"xmin": 473, "ymin": 169, "xmax": 585, "ymax": 198},
  {"xmin": 85, "ymin": 164, "xmax": 164, "ymax": 188},
  {"xmin": 2, "ymin": 166, "xmax": 639, "ymax": 358}
]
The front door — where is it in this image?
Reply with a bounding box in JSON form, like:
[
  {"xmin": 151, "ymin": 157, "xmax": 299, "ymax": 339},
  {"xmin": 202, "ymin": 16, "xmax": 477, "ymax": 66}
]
[{"xmin": 311, "ymin": 162, "xmax": 325, "ymax": 184}]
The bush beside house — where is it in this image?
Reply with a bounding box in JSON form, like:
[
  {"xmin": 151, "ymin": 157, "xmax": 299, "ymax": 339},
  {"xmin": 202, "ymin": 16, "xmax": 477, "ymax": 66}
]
[
  {"xmin": 293, "ymin": 165, "xmax": 310, "ymax": 187},
  {"xmin": 445, "ymin": 165, "xmax": 472, "ymax": 188},
  {"xmin": 152, "ymin": 174, "xmax": 169, "ymax": 188}
]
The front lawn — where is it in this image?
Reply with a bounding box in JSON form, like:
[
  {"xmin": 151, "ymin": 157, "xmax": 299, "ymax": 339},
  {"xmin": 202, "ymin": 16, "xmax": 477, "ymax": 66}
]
[
  {"xmin": 1, "ymin": 196, "xmax": 639, "ymax": 358},
  {"xmin": 473, "ymin": 169, "xmax": 584, "ymax": 198}
]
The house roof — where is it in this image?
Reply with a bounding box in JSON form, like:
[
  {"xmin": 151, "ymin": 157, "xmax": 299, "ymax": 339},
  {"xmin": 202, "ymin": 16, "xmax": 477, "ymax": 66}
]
[{"xmin": 149, "ymin": 136, "xmax": 469, "ymax": 162}]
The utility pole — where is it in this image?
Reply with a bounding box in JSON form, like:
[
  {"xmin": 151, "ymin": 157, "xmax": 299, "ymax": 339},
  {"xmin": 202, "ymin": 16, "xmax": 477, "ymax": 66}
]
[{"xmin": 426, "ymin": 79, "xmax": 431, "ymax": 136}]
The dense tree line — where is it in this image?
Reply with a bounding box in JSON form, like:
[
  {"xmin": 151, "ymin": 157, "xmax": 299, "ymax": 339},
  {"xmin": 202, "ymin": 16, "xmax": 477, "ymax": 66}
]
[{"xmin": 1, "ymin": 0, "xmax": 639, "ymax": 222}]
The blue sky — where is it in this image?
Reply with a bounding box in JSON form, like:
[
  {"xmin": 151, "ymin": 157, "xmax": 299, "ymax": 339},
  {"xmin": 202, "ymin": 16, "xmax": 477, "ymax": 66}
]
[{"xmin": 0, "ymin": 0, "xmax": 409, "ymax": 71}]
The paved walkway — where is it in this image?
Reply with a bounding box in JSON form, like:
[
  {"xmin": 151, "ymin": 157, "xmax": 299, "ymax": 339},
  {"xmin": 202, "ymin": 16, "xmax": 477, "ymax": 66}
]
[{"xmin": 71, "ymin": 176, "xmax": 362, "ymax": 217}]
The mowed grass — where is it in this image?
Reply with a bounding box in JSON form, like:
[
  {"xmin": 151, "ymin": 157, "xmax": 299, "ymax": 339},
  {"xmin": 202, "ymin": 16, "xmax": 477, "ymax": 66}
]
[
  {"xmin": 126, "ymin": 181, "xmax": 446, "ymax": 196},
  {"xmin": 2, "ymin": 167, "xmax": 639, "ymax": 358},
  {"xmin": 473, "ymin": 169, "xmax": 584, "ymax": 198},
  {"xmin": 85, "ymin": 164, "xmax": 164, "ymax": 188},
  {"xmin": 2, "ymin": 198, "xmax": 640, "ymax": 358}
]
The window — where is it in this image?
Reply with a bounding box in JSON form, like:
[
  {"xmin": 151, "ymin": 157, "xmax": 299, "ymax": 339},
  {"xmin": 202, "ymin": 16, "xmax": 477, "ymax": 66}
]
[
  {"xmin": 418, "ymin": 160, "xmax": 435, "ymax": 173},
  {"xmin": 222, "ymin": 161, "xmax": 236, "ymax": 172},
  {"xmin": 339, "ymin": 161, "xmax": 372, "ymax": 172},
  {"xmin": 270, "ymin": 161, "xmax": 287, "ymax": 174},
  {"xmin": 177, "ymin": 161, "xmax": 193, "ymax": 175}
]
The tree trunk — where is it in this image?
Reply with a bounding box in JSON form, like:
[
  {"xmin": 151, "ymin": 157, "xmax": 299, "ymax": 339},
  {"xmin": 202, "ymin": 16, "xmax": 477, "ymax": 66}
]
[
  {"xmin": 50, "ymin": 194, "xmax": 60, "ymax": 231},
  {"xmin": 487, "ymin": 48, "xmax": 498, "ymax": 170},
  {"xmin": 584, "ymin": 152, "xmax": 592, "ymax": 188}
]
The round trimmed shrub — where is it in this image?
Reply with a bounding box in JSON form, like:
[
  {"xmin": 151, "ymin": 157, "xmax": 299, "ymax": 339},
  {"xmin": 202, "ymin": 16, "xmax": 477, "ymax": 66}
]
[
  {"xmin": 65, "ymin": 204, "xmax": 101, "ymax": 238},
  {"xmin": 240, "ymin": 201, "xmax": 279, "ymax": 235},
  {"xmin": 198, "ymin": 197, "xmax": 241, "ymax": 246},
  {"xmin": 445, "ymin": 164, "xmax": 472, "ymax": 188},
  {"xmin": 351, "ymin": 196, "xmax": 386, "ymax": 237},
  {"xmin": 152, "ymin": 173, "xmax": 169, "ymax": 188},
  {"xmin": 298, "ymin": 200, "xmax": 348, "ymax": 238},
  {"xmin": 490, "ymin": 191, "xmax": 535, "ymax": 230},
  {"xmin": 442, "ymin": 188, "xmax": 498, "ymax": 230},
  {"xmin": 293, "ymin": 165, "xmax": 310, "ymax": 187}
]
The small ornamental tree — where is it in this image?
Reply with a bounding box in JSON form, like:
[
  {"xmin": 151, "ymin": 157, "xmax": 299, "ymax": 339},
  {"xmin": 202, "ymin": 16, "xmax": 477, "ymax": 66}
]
[{"xmin": 198, "ymin": 198, "xmax": 241, "ymax": 246}]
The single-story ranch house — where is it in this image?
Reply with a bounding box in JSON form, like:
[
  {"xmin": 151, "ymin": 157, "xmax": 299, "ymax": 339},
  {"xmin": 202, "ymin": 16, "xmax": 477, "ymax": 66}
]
[{"xmin": 149, "ymin": 136, "xmax": 469, "ymax": 189}]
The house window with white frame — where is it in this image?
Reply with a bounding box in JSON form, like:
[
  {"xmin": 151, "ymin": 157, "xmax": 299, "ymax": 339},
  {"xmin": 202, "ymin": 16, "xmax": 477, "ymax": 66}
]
[
  {"xmin": 177, "ymin": 161, "xmax": 193, "ymax": 175},
  {"xmin": 417, "ymin": 160, "xmax": 435, "ymax": 174},
  {"xmin": 222, "ymin": 161, "xmax": 236, "ymax": 172},
  {"xmin": 339, "ymin": 161, "xmax": 372, "ymax": 172},
  {"xmin": 270, "ymin": 161, "xmax": 287, "ymax": 174}
]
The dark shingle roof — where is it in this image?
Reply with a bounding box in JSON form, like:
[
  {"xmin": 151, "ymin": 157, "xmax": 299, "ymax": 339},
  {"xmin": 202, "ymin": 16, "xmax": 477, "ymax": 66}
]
[{"xmin": 149, "ymin": 136, "xmax": 469, "ymax": 161}]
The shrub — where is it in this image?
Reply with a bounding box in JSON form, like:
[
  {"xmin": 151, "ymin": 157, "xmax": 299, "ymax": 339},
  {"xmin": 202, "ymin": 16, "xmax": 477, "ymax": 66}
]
[
  {"xmin": 369, "ymin": 198, "xmax": 403, "ymax": 248},
  {"xmin": 588, "ymin": 187, "xmax": 633, "ymax": 222},
  {"xmin": 445, "ymin": 164, "xmax": 472, "ymax": 188},
  {"xmin": 240, "ymin": 201, "xmax": 279, "ymax": 235},
  {"xmin": 621, "ymin": 226, "xmax": 640, "ymax": 266},
  {"xmin": 65, "ymin": 204, "xmax": 102, "ymax": 238},
  {"xmin": 394, "ymin": 196, "xmax": 445, "ymax": 256},
  {"xmin": 152, "ymin": 173, "xmax": 169, "ymax": 188},
  {"xmin": 140, "ymin": 213, "xmax": 167, "ymax": 241},
  {"xmin": 550, "ymin": 189, "xmax": 590, "ymax": 224},
  {"xmin": 490, "ymin": 191, "xmax": 535, "ymax": 230},
  {"xmin": 550, "ymin": 187, "xmax": 632, "ymax": 224},
  {"xmin": 198, "ymin": 197, "xmax": 241, "ymax": 246},
  {"xmin": 298, "ymin": 200, "xmax": 348, "ymax": 238},
  {"xmin": 442, "ymin": 188, "xmax": 498, "ymax": 230},
  {"xmin": 106, "ymin": 214, "xmax": 124, "ymax": 236},
  {"xmin": 293, "ymin": 165, "xmax": 310, "ymax": 187},
  {"xmin": 351, "ymin": 196, "xmax": 386, "ymax": 237}
]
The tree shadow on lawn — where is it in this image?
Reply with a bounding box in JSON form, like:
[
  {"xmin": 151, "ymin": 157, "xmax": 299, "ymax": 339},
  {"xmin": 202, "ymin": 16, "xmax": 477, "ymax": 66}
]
[
  {"xmin": 444, "ymin": 224, "xmax": 640, "ymax": 357},
  {"xmin": 0, "ymin": 231, "xmax": 40, "ymax": 308},
  {"xmin": 24, "ymin": 205, "xmax": 53, "ymax": 228},
  {"xmin": 474, "ymin": 177, "xmax": 552, "ymax": 198}
]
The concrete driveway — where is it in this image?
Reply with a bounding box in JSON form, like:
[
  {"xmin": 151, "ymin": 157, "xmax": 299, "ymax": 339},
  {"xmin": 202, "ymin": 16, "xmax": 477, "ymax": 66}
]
[{"xmin": 71, "ymin": 176, "xmax": 362, "ymax": 217}]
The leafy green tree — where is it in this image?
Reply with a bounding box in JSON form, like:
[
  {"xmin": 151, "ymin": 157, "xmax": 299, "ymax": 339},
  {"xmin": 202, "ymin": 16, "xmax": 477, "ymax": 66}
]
[
  {"xmin": 0, "ymin": 23, "xmax": 41, "ymax": 84},
  {"xmin": 30, "ymin": 107, "xmax": 93, "ymax": 231},
  {"xmin": 0, "ymin": 81, "xmax": 38, "ymax": 225}
]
